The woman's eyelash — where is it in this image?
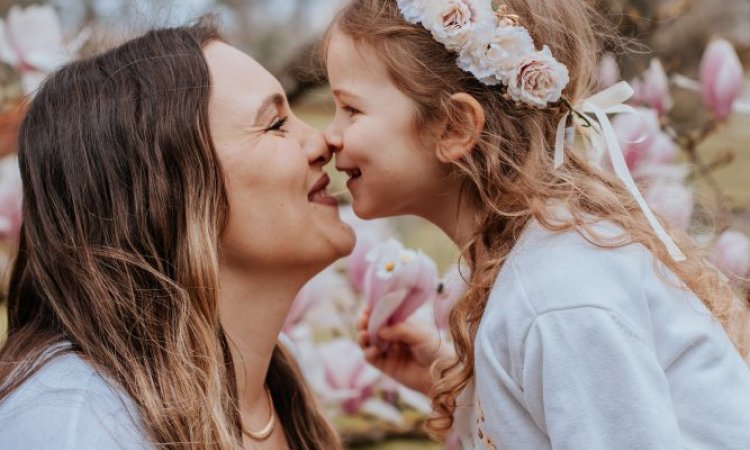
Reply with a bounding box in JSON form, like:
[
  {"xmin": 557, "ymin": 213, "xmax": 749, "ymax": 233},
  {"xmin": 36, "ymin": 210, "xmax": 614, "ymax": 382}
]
[
  {"xmin": 343, "ymin": 105, "xmax": 360, "ymax": 115},
  {"xmin": 265, "ymin": 116, "xmax": 288, "ymax": 133}
]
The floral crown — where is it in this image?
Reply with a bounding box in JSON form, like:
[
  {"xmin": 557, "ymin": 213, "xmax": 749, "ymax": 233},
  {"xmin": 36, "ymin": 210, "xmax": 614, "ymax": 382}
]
[
  {"xmin": 398, "ymin": 0, "xmax": 687, "ymax": 262},
  {"xmin": 397, "ymin": 0, "xmax": 570, "ymax": 108}
]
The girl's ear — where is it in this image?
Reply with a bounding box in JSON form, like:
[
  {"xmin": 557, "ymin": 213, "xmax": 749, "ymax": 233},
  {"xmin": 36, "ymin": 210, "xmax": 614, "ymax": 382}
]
[{"xmin": 436, "ymin": 93, "xmax": 486, "ymax": 163}]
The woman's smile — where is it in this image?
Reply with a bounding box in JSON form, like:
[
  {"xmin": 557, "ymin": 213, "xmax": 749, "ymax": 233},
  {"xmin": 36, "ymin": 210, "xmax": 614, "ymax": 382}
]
[{"xmin": 307, "ymin": 173, "xmax": 338, "ymax": 207}]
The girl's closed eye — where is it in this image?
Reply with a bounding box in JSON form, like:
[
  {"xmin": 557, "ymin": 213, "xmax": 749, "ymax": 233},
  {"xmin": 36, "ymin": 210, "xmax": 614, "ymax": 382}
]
[{"xmin": 265, "ymin": 116, "xmax": 288, "ymax": 134}]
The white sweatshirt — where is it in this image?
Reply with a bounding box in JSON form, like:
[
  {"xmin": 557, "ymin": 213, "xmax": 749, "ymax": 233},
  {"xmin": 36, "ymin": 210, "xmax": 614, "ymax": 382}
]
[
  {"xmin": 0, "ymin": 350, "xmax": 152, "ymax": 449},
  {"xmin": 457, "ymin": 220, "xmax": 750, "ymax": 450}
]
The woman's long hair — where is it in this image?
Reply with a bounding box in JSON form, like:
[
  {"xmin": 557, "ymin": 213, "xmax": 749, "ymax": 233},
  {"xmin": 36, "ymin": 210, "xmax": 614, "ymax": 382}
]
[
  {"xmin": 327, "ymin": 0, "xmax": 749, "ymax": 440},
  {"xmin": 0, "ymin": 21, "xmax": 340, "ymax": 449}
]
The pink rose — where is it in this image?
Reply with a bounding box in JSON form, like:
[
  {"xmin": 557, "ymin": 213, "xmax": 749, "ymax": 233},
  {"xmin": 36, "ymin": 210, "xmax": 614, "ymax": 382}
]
[{"xmin": 507, "ymin": 46, "xmax": 570, "ymax": 107}]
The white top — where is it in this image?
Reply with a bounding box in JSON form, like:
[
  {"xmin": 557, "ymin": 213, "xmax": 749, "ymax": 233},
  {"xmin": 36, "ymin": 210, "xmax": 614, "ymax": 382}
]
[
  {"xmin": 458, "ymin": 220, "xmax": 750, "ymax": 450},
  {"xmin": 0, "ymin": 349, "xmax": 153, "ymax": 449}
]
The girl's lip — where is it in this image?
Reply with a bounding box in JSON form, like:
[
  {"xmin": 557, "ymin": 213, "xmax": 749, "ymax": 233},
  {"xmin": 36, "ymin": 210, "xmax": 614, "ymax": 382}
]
[{"xmin": 346, "ymin": 175, "xmax": 360, "ymax": 191}]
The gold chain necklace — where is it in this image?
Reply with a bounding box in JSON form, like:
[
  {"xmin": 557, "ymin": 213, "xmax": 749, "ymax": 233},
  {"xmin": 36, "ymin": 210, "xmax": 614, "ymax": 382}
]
[{"xmin": 242, "ymin": 386, "xmax": 276, "ymax": 441}]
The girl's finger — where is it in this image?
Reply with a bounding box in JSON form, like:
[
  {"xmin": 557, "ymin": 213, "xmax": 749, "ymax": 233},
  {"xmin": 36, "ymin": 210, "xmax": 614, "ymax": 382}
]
[
  {"xmin": 378, "ymin": 322, "xmax": 430, "ymax": 345},
  {"xmin": 363, "ymin": 346, "xmax": 380, "ymax": 364},
  {"xmin": 357, "ymin": 330, "xmax": 369, "ymax": 347}
]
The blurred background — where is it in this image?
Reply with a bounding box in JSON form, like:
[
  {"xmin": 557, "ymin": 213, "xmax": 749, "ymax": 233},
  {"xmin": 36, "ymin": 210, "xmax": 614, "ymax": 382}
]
[{"xmin": 1, "ymin": 1, "xmax": 749, "ymax": 449}]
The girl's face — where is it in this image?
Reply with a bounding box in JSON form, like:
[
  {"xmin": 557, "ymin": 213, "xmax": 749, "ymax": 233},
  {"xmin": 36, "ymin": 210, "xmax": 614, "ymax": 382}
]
[
  {"xmin": 325, "ymin": 30, "xmax": 450, "ymax": 220},
  {"xmin": 204, "ymin": 41, "xmax": 355, "ymax": 273}
]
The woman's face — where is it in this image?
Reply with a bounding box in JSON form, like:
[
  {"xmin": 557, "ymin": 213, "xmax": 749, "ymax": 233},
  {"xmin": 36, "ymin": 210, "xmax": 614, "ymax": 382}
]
[{"xmin": 204, "ymin": 41, "xmax": 354, "ymax": 274}]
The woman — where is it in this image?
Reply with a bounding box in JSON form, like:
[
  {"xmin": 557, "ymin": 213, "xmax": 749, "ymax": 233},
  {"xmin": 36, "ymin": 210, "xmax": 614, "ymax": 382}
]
[{"xmin": 0, "ymin": 20, "xmax": 353, "ymax": 449}]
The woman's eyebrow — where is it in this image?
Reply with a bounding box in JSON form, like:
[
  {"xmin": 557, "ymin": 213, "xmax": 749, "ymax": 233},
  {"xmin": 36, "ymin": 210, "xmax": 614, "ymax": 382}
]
[{"xmin": 254, "ymin": 93, "xmax": 285, "ymax": 124}]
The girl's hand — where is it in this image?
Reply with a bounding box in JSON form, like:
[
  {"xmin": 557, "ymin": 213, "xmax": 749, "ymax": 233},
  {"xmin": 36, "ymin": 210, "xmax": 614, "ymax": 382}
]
[{"xmin": 356, "ymin": 310, "xmax": 455, "ymax": 395}]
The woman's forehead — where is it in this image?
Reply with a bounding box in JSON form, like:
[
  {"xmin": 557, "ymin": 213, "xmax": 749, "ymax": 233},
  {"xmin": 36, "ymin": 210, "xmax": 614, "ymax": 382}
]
[{"xmin": 204, "ymin": 41, "xmax": 284, "ymax": 113}]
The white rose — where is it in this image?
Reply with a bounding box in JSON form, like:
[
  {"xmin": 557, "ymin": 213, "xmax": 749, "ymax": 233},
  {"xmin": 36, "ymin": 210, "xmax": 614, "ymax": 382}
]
[
  {"xmin": 397, "ymin": 0, "xmax": 429, "ymax": 24},
  {"xmin": 421, "ymin": 0, "xmax": 494, "ymax": 52},
  {"xmin": 484, "ymin": 26, "xmax": 535, "ymax": 84},
  {"xmin": 507, "ymin": 46, "xmax": 570, "ymax": 107},
  {"xmin": 421, "ymin": 0, "xmax": 473, "ymax": 51},
  {"xmin": 456, "ymin": 23, "xmax": 499, "ymax": 84}
]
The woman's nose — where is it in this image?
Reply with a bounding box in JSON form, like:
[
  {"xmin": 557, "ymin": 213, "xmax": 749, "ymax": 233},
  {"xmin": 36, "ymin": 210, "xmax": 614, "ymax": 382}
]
[{"xmin": 305, "ymin": 127, "xmax": 332, "ymax": 166}]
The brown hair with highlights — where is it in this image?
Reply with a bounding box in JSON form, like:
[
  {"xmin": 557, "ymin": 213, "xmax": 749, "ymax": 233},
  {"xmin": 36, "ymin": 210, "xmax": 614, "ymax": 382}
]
[{"xmin": 0, "ymin": 20, "xmax": 340, "ymax": 450}]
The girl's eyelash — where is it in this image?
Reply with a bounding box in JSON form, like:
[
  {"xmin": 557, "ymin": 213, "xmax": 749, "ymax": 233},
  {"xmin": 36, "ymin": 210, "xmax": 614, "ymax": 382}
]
[{"xmin": 265, "ymin": 116, "xmax": 288, "ymax": 133}]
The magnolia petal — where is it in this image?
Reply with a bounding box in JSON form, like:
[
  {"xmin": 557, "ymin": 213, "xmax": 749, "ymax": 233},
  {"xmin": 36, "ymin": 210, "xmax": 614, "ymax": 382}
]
[
  {"xmin": 0, "ymin": 20, "xmax": 21, "ymax": 67},
  {"xmin": 367, "ymin": 289, "xmax": 409, "ymax": 340},
  {"xmin": 397, "ymin": 384, "xmax": 433, "ymax": 414},
  {"xmin": 359, "ymin": 397, "xmax": 405, "ymax": 425}
]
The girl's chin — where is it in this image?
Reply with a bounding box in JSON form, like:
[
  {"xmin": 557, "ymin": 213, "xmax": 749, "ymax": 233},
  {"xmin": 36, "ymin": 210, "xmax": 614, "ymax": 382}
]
[{"xmin": 352, "ymin": 200, "xmax": 389, "ymax": 221}]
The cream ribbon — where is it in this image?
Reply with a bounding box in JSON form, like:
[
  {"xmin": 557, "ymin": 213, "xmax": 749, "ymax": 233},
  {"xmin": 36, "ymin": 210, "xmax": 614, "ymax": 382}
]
[{"xmin": 554, "ymin": 81, "xmax": 687, "ymax": 262}]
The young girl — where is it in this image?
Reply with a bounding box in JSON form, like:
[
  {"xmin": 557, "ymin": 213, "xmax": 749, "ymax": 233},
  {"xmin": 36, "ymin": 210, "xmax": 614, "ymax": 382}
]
[{"xmin": 324, "ymin": 0, "xmax": 750, "ymax": 448}]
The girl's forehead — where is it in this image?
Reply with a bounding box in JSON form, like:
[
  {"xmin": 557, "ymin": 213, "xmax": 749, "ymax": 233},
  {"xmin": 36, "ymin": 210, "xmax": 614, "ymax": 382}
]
[{"xmin": 326, "ymin": 32, "xmax": 390, "ymax": 88}]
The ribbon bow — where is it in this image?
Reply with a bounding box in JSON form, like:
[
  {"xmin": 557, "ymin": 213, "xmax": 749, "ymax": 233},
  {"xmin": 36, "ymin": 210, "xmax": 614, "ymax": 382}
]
[{"xmin": 554, "ymin": 81, "xmax": 687, "ymax": 262}]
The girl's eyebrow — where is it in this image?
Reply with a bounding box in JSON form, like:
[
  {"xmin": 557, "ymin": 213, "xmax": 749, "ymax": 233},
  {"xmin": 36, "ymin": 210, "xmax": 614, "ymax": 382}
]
[
  {"xmin": 254, "ymin": 93, "xmax": 284, "ymax": 124},
  {"xmin": 332, "ymin": 89, "xmax": 359, "ymax": 101}
]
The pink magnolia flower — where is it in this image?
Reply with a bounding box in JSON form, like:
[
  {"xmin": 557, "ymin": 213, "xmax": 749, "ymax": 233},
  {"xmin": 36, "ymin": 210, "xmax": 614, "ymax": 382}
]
[
  {"xmin": 631, "ymin": 59, "xmax": 673, "ymax": 115},
  {"xmin": 700, "ymin": 38, "xmax": 744, "ymax": 120},
  {"xmin": 364, "ymin": 239, "xmax": 439, "ymax": 341},
  {"xmin": 0, "ymin": 155, "xmax": 22, "ymax": 241},
  {"xmin": 597, "ymin": 53, "xmax": 620, "ymax": 90},
  {"xmin": 284, "ymin": 267, "xmax": 346, "ymax": 332},
  {"xmin": 0, "ymin": 5, "xmax": 76, "ymax": 95},
  {"xmin": 318, "ymin": 338, "xmax": 381, "ymax": 414},
  {"xmin": 434, "ymin": 264, "xmax": 469, "ymax": 330},
  {"xmin": 711, "ymin": 230, "xmax": 750, "ymax": 280},
  {"xmin": 612, "ymin": 108, "xmax": 678, "ymax": 173},
  {"xmin": 339, "ymin": 206, "xmax": 394, "ymax": 293},
  {"xmin": 643, "ymin": 181, "xmax": 694, "ymax": 232}
]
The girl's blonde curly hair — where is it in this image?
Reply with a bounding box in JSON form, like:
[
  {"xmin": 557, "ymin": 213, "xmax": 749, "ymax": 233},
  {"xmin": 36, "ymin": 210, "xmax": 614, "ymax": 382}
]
[{"xmin": 326, "ymin": 0, "xmax": 749, "ymax": 440}]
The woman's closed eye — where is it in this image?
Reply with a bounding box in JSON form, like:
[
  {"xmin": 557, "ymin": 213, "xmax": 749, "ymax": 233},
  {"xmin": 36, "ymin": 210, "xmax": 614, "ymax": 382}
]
[
  {"xmin": 342, "ymin": 105, "xmax": 361, "ymax": 116},
  {"xmin": 265, "ymin": 116, "xmax": 288, "ymax": 134}
]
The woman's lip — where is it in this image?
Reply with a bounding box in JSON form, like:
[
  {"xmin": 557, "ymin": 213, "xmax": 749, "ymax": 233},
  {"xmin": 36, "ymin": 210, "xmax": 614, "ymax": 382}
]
[
  {"xmin": 308, "ymin": 174, "xmax": 330, "ymax": 199},
  {"xmin": 311, "ymin": 195, "xmax": 339, "ymax": 207}
]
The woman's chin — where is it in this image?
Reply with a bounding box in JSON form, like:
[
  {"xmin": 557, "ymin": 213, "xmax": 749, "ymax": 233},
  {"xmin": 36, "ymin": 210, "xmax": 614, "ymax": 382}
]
[{"xmin": 332, "ymin": 223, "xmax": 356, "ymax": 258}]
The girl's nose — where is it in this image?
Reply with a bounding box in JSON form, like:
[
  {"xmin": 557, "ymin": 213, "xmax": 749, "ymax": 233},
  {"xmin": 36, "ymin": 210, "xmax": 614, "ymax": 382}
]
[{"xmin": 325, "ymin": 120, "xmax": 343, "ymax": 153}]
